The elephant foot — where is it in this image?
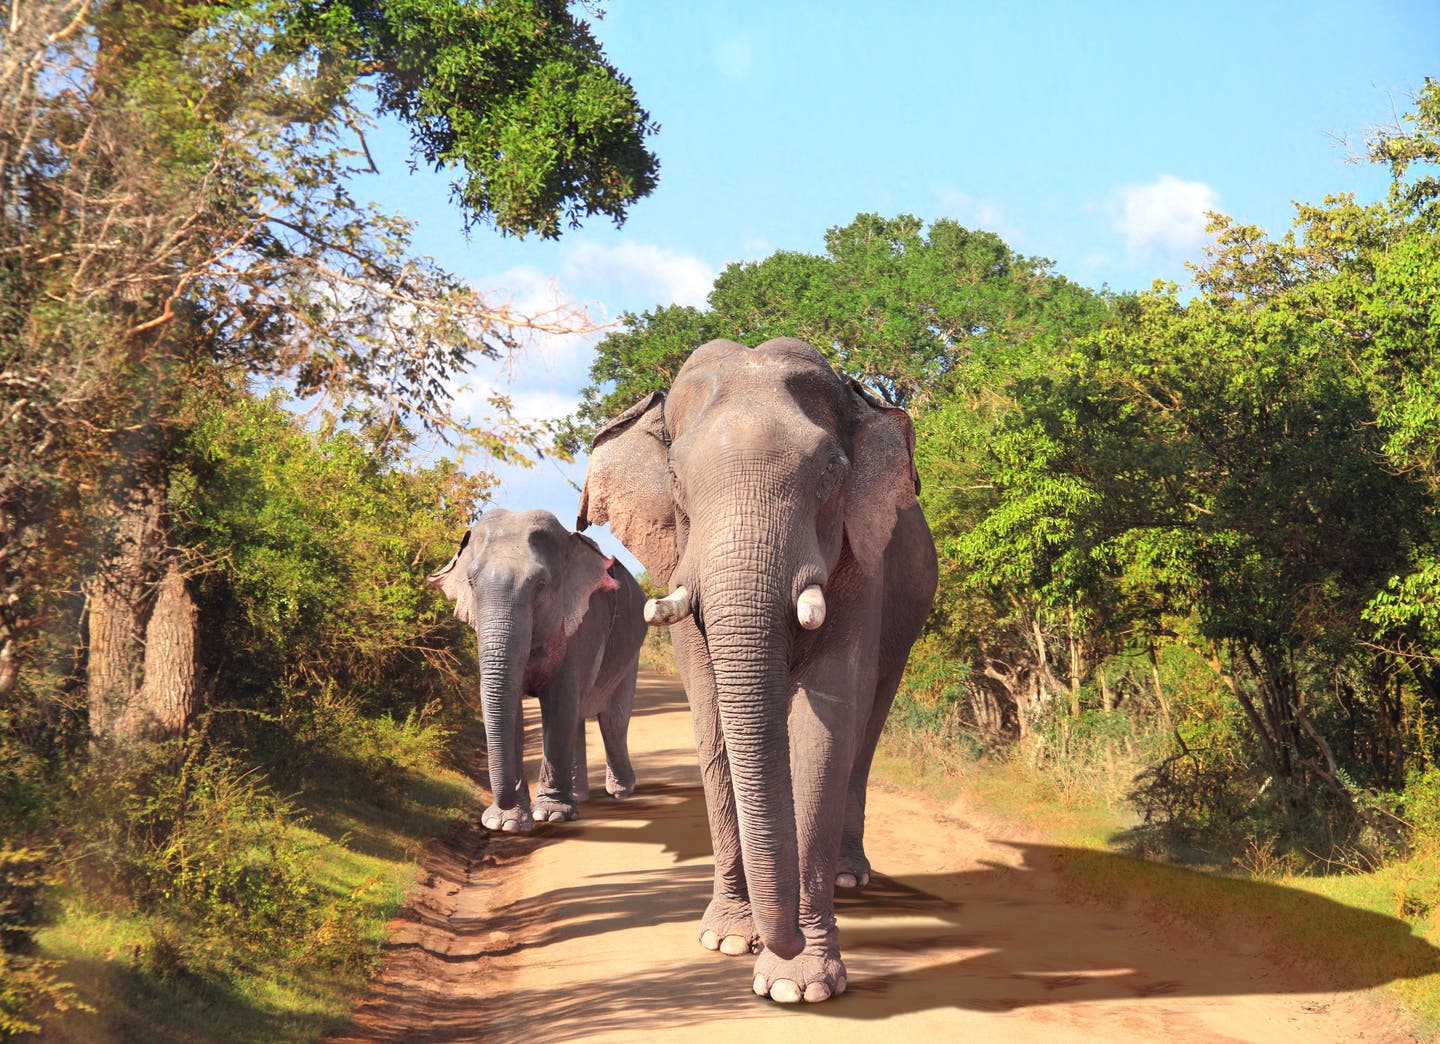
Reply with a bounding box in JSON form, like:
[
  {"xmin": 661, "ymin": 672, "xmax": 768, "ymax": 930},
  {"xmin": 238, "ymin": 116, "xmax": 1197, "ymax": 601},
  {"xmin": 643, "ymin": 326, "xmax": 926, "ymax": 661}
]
[
  {"xmin": 573, "ymin": 781, "xmax": 591, "ymax": 803},
  {"xmin": 532, "ymin": 796, "xmax": 579, "ymax": 823},
  {"xmin": 835, "ymin": 849, "xmax": 872, "ymax": 889},
  {"xmin": 605, "ymin": 771, "xmax": 635, "ymax": 800},
  {"xmin": 481, "ymin": 803, "xmax": 534, "ymax": 834},
  {"xmin": 698, "ymin": 898, "xmax": 760, "ymax": 956},
  {"xmin": 751, "ymin": 947, "xmax": 847, "ymax": 1004}
]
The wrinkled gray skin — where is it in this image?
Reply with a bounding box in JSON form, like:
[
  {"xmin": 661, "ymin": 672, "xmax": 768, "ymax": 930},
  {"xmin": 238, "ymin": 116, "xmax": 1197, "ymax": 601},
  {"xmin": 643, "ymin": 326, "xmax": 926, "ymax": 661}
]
[
  {"xmin": 428, "ymin": 509, "xmax": 646, "ymax": 833},
  {"xmin": 579, "ymin": 339, "xmax": 937, "ymax": 1003}
]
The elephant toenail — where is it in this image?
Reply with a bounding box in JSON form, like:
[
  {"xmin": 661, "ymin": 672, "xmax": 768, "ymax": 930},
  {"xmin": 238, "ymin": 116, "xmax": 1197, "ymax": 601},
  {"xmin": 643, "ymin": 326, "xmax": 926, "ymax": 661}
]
[
  {"xmin": 803, "ymin": 982, "xmax": 832, "ymax": 1002},
  {"xmin": 770, "ymin": 979, "xmax": 802, "ymax": 1003}
]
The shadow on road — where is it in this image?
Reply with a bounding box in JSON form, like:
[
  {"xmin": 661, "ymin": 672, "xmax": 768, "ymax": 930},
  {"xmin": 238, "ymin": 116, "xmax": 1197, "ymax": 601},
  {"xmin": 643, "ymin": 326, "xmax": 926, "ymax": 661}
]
[
  {"xmin": 341, "ymin": 671, "xmax": 1440, "ymax": 1041},
  {"xmin": 818, "ymin": 846, "xmax": 1440, "ymax": 1021},
  {"xmin": 371, "ymin": 787, "xmax": 1440, "ymax": 1041}
]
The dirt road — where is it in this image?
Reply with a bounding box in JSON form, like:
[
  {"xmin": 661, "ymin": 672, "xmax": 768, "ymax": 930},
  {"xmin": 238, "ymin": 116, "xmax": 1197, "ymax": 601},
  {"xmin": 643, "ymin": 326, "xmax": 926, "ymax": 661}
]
[{"xmin": 337, "ymin": 672, "xmax": 1429, "ymax": 1043}]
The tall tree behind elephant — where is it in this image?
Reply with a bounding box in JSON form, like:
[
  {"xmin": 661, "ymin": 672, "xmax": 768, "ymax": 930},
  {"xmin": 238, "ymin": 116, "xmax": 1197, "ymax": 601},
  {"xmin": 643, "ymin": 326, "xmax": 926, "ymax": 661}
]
[
  {"xmin": 579, "ymin": 338, "xmax": 937, "ymax": 1003},
  {"xmin": 429, "ymin": 509, "xmax": 647, "ymax": 833},
  {"xmin": 0, "ymin": 0, "xmax": 657, "ymax": 742}
]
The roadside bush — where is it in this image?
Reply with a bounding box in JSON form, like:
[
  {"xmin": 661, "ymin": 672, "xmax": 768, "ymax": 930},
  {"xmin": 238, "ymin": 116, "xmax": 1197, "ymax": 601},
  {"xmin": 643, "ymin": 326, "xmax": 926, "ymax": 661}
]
[
  {"xmin": 0, "ymin": 847, "xmax": 87, "ymax": 1038},
  {"xmin": 294, "ymin": 686, "xmax": 455, "ymax": 790},
  {"xmin": 1404, "ymin": 765, "xmax": 1440, "ymax": 850},
  {"xmin": 1034, "ymin": 706, "xmax": 1162, "ymax": 809},
  {"xmin": 891, "ymin": 638, "xmax": 986, "ymax": 753},
  {"xmin": 65, "ymin": 736, "xmax": 372, "ymax": 983},
  {"xmin": 0, "ymin": 847, "xmax": 47, "ymax": 955}
]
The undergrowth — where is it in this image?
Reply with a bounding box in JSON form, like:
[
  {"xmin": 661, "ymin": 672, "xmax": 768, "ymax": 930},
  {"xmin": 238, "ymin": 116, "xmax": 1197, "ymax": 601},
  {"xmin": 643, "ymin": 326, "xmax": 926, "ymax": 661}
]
[{"xmin": 16, "ymin": 708, "xmax": 475, "ymax": 1042}]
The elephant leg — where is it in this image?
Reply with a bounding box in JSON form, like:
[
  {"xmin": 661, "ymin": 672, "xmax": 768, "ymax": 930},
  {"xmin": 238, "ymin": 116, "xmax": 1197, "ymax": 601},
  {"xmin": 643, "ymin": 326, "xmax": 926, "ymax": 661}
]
[
  {"xmin": 482, "ymin": 708, "xmax": 534, "ymax": 833},
  {"xmin": 751, "ymin": 679, "xmax": 856, "ymax": 1003},
  {"xmin": 534, "ymin": 688, "xmax": 581, "ymax": 823},
  {"xmin": 597, "ymin": 684, "xmax": 636, "ymax": 799},
  {"xmin": 571, "ymin": 721, "xmax": 590, "ymax": 803},
  {"xmin": 675, "ymin": 622, "xmax": 757, "ymax": 956},
  {"xmin": 837, "ymin": 666, "xmax": 904, "ymax": 888}
]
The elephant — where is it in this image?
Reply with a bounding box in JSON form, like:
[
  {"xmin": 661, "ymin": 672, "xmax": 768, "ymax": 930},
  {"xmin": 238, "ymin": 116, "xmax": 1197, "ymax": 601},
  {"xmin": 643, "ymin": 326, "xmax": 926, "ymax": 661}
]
[
  {"xmin": 578, "ymin": 337, "xmax": 937, "ymax": 1003},
  {"xmin": 427, "ymin": 508, "xmax": 647, "ymax": 833}
]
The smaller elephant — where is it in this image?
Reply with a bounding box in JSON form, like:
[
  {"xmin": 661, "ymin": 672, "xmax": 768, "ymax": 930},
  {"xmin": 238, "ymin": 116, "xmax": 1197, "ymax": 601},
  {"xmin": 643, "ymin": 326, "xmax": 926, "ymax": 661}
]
[{"xmin": 428, "ymin": 508, "xmax": 647, "ymax": 833}]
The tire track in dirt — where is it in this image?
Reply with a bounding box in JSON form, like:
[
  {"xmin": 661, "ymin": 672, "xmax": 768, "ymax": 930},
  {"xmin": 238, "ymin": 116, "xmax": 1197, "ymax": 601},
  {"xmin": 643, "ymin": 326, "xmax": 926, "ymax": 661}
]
[{"xmin": 334, "ymin": 672, "xmax": 1432, "ymax": 1043}]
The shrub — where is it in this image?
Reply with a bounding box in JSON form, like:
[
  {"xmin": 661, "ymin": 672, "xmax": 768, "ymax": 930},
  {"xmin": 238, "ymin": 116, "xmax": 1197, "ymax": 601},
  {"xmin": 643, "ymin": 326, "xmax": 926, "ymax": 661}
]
[
  {"xmin": 1404, "ymin": 765, "xmax": 1440, "ymax": 850},
  {"xmin": 66, "ymin": 736, "xmax": 372, "ymax": 983},
  {"xmin": 0, "ymin": 847, "xmax": 87, "ymax": 1038}
]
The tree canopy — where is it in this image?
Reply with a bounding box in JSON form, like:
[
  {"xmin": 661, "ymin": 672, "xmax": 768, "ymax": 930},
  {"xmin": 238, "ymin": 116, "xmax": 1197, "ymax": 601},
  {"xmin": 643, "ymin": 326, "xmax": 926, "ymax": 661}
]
[
  {"xmin": 559, "ymin": 212, "xmax": 1107, "ymax": 451},
  {"xmin": 566, "ymin": 81, "xmax": 1440, "ymax": 843},
  {"xmin": 0, "ymin": 0, "xmax": 657, "ymax": 718}
]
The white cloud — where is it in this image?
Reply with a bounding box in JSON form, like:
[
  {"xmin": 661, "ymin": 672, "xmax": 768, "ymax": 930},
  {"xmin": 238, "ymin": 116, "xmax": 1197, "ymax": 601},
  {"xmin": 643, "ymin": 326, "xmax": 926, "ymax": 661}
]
[
  {"xmin": 1110, "ymin": 175, "xmax": 1220, "ymax": 258},
  {"xmin": 935, "ymin": 188, "xmax": 1005, "ymax": 230},
  {"xmin": 934, "ymin": 187, "xmax": 1029, "ymax": 248},
  {"xmin": 445, "ymin": 367, "xmax": 587, "ymax": 430},
  {"xmin": 713, "ymin": 36, "xmax": 753, "ymax": 80},
  {"xmin": 560, "ymin": 240, "xmax": 716, "ymax": 310}
]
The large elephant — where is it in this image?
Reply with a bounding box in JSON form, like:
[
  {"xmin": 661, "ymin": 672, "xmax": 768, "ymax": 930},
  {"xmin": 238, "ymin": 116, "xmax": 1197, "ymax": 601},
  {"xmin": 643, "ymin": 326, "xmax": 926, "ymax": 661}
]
[
  {"xmin": 428, "ymin": 508, "xmax": 646, "ymax": 833},
  {"xmin": 578, "ymin": 338, "xmax": 937, "ymax": 1003}
]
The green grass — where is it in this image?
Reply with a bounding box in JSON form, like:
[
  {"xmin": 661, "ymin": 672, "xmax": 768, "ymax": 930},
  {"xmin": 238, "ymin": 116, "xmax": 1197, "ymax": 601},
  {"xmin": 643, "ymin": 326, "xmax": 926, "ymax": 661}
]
[{"xmin": 31, "ymin": 759, "xmax": 477, "ymax": 1042}]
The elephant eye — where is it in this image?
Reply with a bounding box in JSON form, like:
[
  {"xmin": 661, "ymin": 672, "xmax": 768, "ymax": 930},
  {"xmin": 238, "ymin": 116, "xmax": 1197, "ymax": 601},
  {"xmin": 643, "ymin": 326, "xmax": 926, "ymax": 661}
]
[
  {"xmin": 668, "ymin": 460, "xmax": 689, "ymax": 517},
  {"xmin": 816, "ymin": 457, "xmax": 848, "ymax": 502}
]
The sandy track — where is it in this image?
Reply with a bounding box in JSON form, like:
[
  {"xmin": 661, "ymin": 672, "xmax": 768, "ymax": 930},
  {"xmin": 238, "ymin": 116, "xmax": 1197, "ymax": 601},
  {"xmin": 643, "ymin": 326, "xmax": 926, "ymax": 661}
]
[{"xmin": 335, "ymin": 672, "xmax": 1432, "ymax": 1043}]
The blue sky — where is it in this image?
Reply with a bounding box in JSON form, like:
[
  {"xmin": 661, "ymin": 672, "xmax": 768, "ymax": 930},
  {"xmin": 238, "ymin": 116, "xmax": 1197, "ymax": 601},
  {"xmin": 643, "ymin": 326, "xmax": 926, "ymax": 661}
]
[{"xmin": 361, "ymin": 1, "xmax": 1436, "ymax": 572}]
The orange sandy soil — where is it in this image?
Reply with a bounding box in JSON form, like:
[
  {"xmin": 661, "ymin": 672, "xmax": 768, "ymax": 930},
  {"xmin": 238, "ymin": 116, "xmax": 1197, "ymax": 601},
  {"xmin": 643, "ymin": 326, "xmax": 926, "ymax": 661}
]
[{"xmin": 332, "ymin": 672, "xmax": 1428, "ymax": 1043}]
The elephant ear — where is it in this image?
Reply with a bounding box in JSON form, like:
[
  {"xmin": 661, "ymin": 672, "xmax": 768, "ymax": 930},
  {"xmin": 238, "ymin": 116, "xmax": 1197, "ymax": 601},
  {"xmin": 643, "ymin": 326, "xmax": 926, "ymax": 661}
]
[
  {"xmin": 557, "ymin": 531, "xmax": 621, "ymax": 641},
  {"xmin": 577, "ymin": 392, "xmax": 678, "ymax": 583},
  {"xmin": 843, "ymin": 378, "xmax": 921, "ymax": 574},
  {"xmin": 426, "ymin": 529, "xmax": 477, "ymax": 627}
]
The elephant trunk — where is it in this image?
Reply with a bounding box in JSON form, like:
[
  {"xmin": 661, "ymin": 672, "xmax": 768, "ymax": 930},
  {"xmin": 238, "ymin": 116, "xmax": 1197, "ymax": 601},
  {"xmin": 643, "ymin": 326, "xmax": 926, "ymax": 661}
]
[
  {"xmin": 703, "ymin": 562, "xmax": 806, "ymax": 961},
  {"xmin": 477, "ymin": 607, "xmax": 531, "ymax": 810}
]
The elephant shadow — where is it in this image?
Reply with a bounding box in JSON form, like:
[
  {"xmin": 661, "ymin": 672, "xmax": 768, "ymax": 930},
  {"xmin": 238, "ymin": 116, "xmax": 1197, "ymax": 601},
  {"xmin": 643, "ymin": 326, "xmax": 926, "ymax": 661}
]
[
  {"xmin": 452, "ymin": 798, "xmax": 1440, "ymax": 1038},
  {"xmin": 467, "ymin": 779, "xmax": 717, "ymax": 954},
  {"xmin": 815, "ymin": 844, "xmax": 1440, "ymax": 1022}
]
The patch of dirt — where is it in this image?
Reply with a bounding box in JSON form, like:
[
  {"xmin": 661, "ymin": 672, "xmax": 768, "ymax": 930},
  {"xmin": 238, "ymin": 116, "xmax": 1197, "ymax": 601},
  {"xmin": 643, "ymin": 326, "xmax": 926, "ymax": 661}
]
[{"xmin": 332, "ymin": 673, "xmax": 1432, "ymax": 1043}]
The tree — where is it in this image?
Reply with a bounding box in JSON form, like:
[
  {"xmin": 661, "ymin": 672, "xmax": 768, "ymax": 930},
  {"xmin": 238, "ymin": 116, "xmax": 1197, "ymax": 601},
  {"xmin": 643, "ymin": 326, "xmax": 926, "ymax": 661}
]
[
  {"xmin": 563, "ymin": 212, "xmax": 1105, "ymax": 447},
  {"xmin": 562, "ymin": 212, "xmax": 1115, "ymax": 741},
  {"xmin": 0, "ymin": 0, "xmax": 657, "ymax": 740},
  {"xmin": 953, "ymin": 81, "xmax": 1440, "ymax": 818}
]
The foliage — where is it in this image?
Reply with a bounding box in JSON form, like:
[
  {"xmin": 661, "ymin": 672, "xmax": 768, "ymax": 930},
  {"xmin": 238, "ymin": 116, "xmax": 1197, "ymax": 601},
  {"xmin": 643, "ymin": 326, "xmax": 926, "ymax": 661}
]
[
  {"xmin": 565, "ymin": 85, "xmax": 1440, "ymax": 876},
  {"xmin": 0, "ymin": 0, "xmax": 653, "ymax": 714},
  {"xmin": 0, "ymin": 846, "xmax": 88, "ymax": 1038},
  {"xmin": 1405, "ymin": 765, "xmax": 1440, "ymax": 849},
  {"xmin": 172, "ymin": 388, "xmax": 480, "ymax": 725},
  {"xmin": 350, "ymin": 0, "xmax": 660, "ymax": 238},
  {"xmin": 966, "ymin": 81, "xmax": 1440, "ymax": 854},
  {"xmin": 0, "ymin": 0, "xmax": 656, "ymax": 1032},
  {"xmin": 69, "ymin": 740, "xmax": 334, "ymax": 979},
  {"xmin": 559, "ymin": 213, "xmax": 1107, "ymax": 451}
]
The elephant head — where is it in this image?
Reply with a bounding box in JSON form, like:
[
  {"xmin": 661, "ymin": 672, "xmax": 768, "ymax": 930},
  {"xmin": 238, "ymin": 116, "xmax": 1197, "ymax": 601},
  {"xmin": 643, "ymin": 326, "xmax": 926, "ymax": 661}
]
[
  {"xmin": 577, "ymin": 338, "xmax": 920, "ymax": 958},
  {"xmin": 427, "ymin": 509, "xmax": 619, "ymax": 813}
]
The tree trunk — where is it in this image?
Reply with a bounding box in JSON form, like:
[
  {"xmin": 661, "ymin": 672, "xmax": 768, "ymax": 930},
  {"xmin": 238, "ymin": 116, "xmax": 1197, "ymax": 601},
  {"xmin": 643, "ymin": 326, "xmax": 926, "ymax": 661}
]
[
  {"xmin": 130, "ymin": 562, "xmax": 198, "ymax": 737},
  {"xmin": 1067, "ymin": 607, "xmax": 1082, "ymax": 717},
  {"xmin": 87, "ymin": 465, "xmax": 197, "ymax": 743}
]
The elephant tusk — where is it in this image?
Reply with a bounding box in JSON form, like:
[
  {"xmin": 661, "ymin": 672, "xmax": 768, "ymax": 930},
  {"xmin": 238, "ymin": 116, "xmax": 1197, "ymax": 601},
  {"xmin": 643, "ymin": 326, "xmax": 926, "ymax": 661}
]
[
  {"xmin": 644, "ymin": 585, "xmax": 692, "ymax": 626},
  {"xmin": 796, "ymin": 584, "xmax": 826, "ymax": 630}
]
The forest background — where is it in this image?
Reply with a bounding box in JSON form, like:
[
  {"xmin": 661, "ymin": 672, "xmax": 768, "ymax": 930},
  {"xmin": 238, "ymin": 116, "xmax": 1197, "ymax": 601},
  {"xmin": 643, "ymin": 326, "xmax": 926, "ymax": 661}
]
[{"xmin": 2, "ymin": 0, "xmax": 1439, "ymax": 1038}]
